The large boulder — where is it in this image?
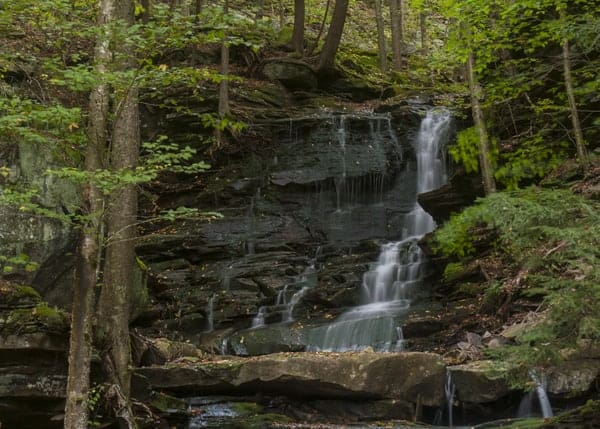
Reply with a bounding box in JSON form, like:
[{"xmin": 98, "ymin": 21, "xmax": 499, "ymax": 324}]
[
  {"xmin": 418, "ymin": 169, "xmax": 484, "ymax": 224},
  {"xmin": 260, "ymin": 59, "xmax": 318, "ymax": 90},
  {"xmin": 448, "ymin": 360, "xmax": 510, "ymax": 403},
  {"xmin": 134, "ymin": 351, "xmax": 446, "ymax": 407},
  {"xmin": 546, "ymin": 359, "xmax": 600, "ymax": 396}
]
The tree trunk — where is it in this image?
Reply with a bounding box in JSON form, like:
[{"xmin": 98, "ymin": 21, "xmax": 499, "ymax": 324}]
[
  {"xmin": 64, "ymin": 0, "xmax": 111, "ymax": 426},
  {"xmin": 96, "ymin": 0, "xmax": 139, "ymax": 415},
  {"xmin": 420, "ymin": 12, "xmax": 427, "ymax": 55},
  {"xmin": 292, "ymin": 0, "xmax": 305, "ymax": 54},
  {"xmin": 467, "ymin": 51, "xmax": 496, "ymax": 194},
  {"xmin": 216, "ymin": 0, "xmax": 230, "ymax": 147},
  {"xmin": 255, "ymin": 0, "xmax": 264, "ymax": 21},
  {"xmin": 374, "ymin": 0, "xmax": 387, "ymax": 71},
  {"xmin": 195, "ymin": 0, "xmax": 203, "ymax": 15},
  {"xmin": 278, "ymin": 0, "xmax": 285, "ymax": 29},
  {"xmin": 561, "ymin": 10, "xmax": 589, "ymax": 172},
  {"xmin": 308, "ymin": 0, "xmax": 330, "ymax": 56},
  {"xmin": 317, "ymin": 0, "xmax": 349, "ymax": 73},
  {"xmin": 140, "ymin": 0, "xmax": 151, "ymax": 23},
  {"xmin": 389, "ymin": 0, "xmax": 403, "ymax": 69}
]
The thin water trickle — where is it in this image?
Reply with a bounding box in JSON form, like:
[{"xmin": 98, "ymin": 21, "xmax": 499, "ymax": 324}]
[
  {"xmin": 445, "ymin": 370, "xmax": 457, "ymax": 427},
  {"xmin": 307, "ymin": 109, "xmax": 452, "ymax": 352},
  {"xmin": 251, "ymin": 306, "xmax": 266, "ymax": 328},
  {"xmin": 205, "ymin": 295, "xmax": 215, "ymax": 332},
  {"xmin": 220, "ymin": 338, "xmax": 229, "ymax": 355}
]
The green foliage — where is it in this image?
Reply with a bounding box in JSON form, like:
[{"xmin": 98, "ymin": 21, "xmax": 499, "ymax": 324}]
[
  {"xmin": 449, "ymin": 126, "xmax": 484, "ymax": 173},
  {"xmin": 0, "ymin": 253, "xmax": 39, "ymax": 274},
  {"xmin": 2, "ymin": 302, "xmax": 69, "ymax": 334},
  {"xmin": 0, "ymin": 96, "xmax": 84, "ymax": 148},
  {"xmin": 435, "ymin": 188, "xmax": 600, "ymax": 369},
  {"xmin": 443, "ymin": 261, "xmax": 466, "ymax": 281},
  {"xmin": 158, "ymin": 206, "xmax": 222, "ymax": 222},
  {"xmin": 494, "ymin": 136, "xmax": 568, "ymax": 190}
]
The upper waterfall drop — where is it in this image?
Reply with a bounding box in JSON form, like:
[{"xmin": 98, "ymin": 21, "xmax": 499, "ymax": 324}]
[{"xmin": 306, "ymin": 109, "xmax": 452, "ymax": 352}]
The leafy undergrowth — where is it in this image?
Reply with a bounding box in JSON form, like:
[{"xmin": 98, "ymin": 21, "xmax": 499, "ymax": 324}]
[{"xmin": 432, "ymin": 186, "xmax": 600, "ymax": 377}]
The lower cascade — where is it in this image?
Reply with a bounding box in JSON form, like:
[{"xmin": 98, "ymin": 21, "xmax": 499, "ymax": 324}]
[
  {"xmin": 518, "ymin": 371, "xmax": 554, "ymax": 419},
  {"xmin": 307, "ymin": 109, "xmax": 451, "ymax": 352}
]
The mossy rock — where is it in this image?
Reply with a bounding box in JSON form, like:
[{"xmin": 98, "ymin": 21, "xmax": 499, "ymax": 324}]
[
  {"xmin": 1, "ymin": 303, "xmax": 69, "ymax": 334},
  {"xmin": 0, "ymin": 281, "xmax": 41, "ymax": 308},
  {"xmin": 230, "ymin": 402, "xmax": 263, "ymax": 416},
  {"xmin": 240, "ymin": 413, "xmax": 292, "ymax": 429},
  {"xmin": 149, "ymin": 392, "xmax": 188, "ymax": 414}
]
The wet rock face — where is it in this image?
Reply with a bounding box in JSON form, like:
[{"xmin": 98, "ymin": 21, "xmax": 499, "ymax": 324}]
[{"xmin": 134, "ymin": 108, "xmax": 426, "ymax": 342}]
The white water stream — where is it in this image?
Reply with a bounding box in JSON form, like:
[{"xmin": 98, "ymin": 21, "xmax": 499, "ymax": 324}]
[{"xmin": 307, "ymin": 109, "xmax": 451, "ymax": 352}]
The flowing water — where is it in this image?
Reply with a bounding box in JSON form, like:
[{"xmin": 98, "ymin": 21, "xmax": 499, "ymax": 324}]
[
  {"xmin": 522, "ymin": 371, "xmax": 553, "ymax": 419},
  {"xmin": 307, "ymin": 109, "xmax": 451, "ymax": 352}
]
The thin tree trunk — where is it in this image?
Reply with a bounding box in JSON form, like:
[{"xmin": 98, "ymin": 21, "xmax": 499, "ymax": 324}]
[
  {"xmin": 140, "ymin": 0, "xmax": 150, "ymax": 23},
  {"xmin": 278, "ymin": 0, "xmax": 285, "ymax": 29},
  {"xmin": 292, "ymin": 0, "xmax": 305, "ymax": 54},
  {"xmin": 420, "ymin": 12, "xmax": 427, "ymax": 55},
  {"xmin": 317, "ymin": 0, "xmax": 350, "ymax": 73},
  {"xmin": 389, "ymin": 0, "xmax": 403, "ymax": 69},
  {"xmin": 467, "ymin": 51, "xmax": 496, "ymax": 194},
  {"xmin": 216, "ymin": 0, "xmax": 230, "ymax": 147},
  {"xmin": 374, "ymin": 0, "xmax": 387, "ymax": 71},
  {"xmin": 195, "ymin": 0, "xmax": 203, "ymax": 15},
  {"xmin": 96, "ymin": 1, "xmax": 139, "ymax": 421},
  {"xmin": 255, "ymin": 0, "xmax": 264, "ymax": 21},
  {"xmin": 64, "ymin": 0, "xmax": 111, "ymax": 426},
  {"xmin": 561, "ymin": 10, "xmax": 589, "ymax": 172},
  {"xmin": 308, "ymin": 0, "xmax": 331, "ymax": 56}
]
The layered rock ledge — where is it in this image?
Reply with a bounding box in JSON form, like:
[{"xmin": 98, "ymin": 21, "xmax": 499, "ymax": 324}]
[{"xmin": 134, "ymin": 351, "xmax": 446, "ymax": 407}]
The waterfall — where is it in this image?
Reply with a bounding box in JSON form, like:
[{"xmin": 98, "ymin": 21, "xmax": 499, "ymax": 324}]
[
  {"xmin": 531, "ymin": 371, "xmax": 553, "ymax": 418},
  {"xmin": 251, "ymin": 306, "xmax": 266, "ymax": 328},
  {"xmin": 445, "ymin": 370, "xmax": 457, "ymax": 427},
  {"xmin": 307, "ymin": 109, "xmax": 451, "ymax": 352},
  {"xmin": 205, "ymin": 295, "xmax": 215, "ymax": 332}
]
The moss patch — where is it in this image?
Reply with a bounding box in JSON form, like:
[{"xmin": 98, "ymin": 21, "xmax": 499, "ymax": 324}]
[
  {"xmin": 230, "ymin": 402, "xmax": 263, "ymax": 416},
  {"xmin": 1, "ymin": 303, "xmax": 69, "ymax": 334},
  {"xmin": 0, "ymin": 282, "xmax": 41, "ymax": 307}
]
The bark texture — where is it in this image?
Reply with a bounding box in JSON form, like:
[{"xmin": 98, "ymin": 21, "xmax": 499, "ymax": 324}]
[
  {"xmin": 561, "ymin": 11, "xmax": 589, "ymax": 172},
  {"xmin": 375, "ymin": 0, "xmax": 387, "ymax": 71},
  {"xmin": 216, "ymin": 0, "xmax": 230, "ymax": 147},
  {"xmin": 96, "ymin": 0, "xmax": 139, "ymax": 409},
  {"xmin": 63, "ymin": 0, "xmax": 112, "ymax": 427},
  {"xmin": 292, "ymin": 0, "xmax": 305, "ymax": 54},
  {"xmin": 318, "ymin": 0, "xmax": 350, "ymax": 73},
  {"xmin": 389, "ymin": 0, "xmax": 403, "ymax": 69},
  {"xmin": 467, "ymin": 51, "xmax": 497, "ymax": 195}
]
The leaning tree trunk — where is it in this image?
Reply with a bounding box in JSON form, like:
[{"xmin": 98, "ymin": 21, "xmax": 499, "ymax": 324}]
[
  {"xmin": 308, "ymin": 0, "xmax": 330, "ymax": 56},
  {"xmin": 389, "ymin": 0, "xmax": 403, "ymax": 69},
  {"xmin": 561, "ymin": 10, "xmax": 589, "ymax": 172},
  {"xmin": 64, "ymin": 0, "xmax": 111, "ymax": 427},
  {"xmin": 317, "ymin": 0, "xmax": 350, "ymax": 73},
  {"xmin": 374, "ymin": 0, "xmax": 387, "ymax": 71},
  {"xmin": 96, "ymin": 2, "xmax": 139, "ymax": 427},
  {"xmin": 292, "ymin": 0, "xmax": 305, "ymax": 54},
  {"xmin": 467, "ymin": 51, "xmax": 496, "ymax": 194}
]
